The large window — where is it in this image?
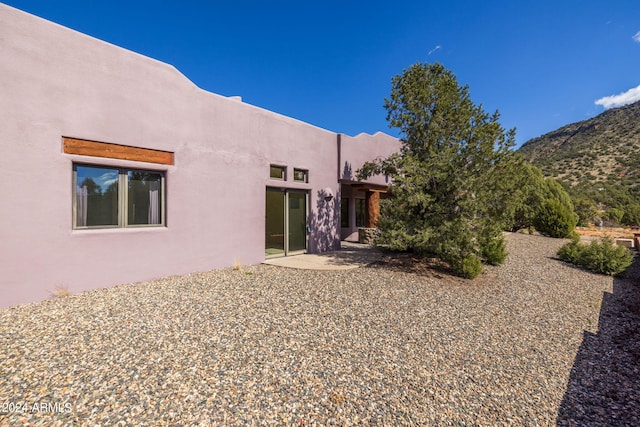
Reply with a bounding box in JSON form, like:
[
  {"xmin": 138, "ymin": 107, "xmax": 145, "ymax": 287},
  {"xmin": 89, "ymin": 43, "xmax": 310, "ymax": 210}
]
[{"xmin": 74, "ymin": 164, "xmax": 165, "ymax": 228}]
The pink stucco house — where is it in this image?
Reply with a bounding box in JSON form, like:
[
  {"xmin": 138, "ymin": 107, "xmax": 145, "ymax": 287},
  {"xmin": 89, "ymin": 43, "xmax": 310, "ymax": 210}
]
[{"xmin": 0, "ymin": 4, "xmax": 401, "ymax": 309}]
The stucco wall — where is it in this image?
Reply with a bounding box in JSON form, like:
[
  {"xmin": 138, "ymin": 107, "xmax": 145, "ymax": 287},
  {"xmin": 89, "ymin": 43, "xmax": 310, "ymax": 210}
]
[
  {"xmin": 338, "ymin": 132, "xmax": 402, "ymax": 240},
  {"xmin": 339, "ymin": 132, "xmax": 401, "ymax": 185},
  {"xmin": 0, "ymin": 4, "xmax": 399, "ymax": 308}
]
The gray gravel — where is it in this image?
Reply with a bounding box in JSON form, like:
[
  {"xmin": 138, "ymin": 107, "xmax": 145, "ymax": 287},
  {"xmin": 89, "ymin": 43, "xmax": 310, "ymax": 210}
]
[{"xmin": 1, "ymin": 233, "xmax": 638, "ymax": 426}]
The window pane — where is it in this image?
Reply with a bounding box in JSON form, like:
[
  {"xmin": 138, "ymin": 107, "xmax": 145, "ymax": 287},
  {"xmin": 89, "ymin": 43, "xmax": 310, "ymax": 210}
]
[
  {"xmin": 341, "ymin": 198, "xmax": 349, "ymax": 228},
  {"xmin": 128, "ymin": 170, "xmax": 163, "ymax": 225},
  {"xmin": 265, "ymin": 189, "xmax": 285, "ymax": 256},
  {"xmin": 355, "ymin": 198, "xmax": 366, "ymax": 227},
  {"xmin": 270, "ymin": 165, "xmax": 285, "ymax": 180},
  {"xmin": 293, "ymin": 169, "xmax": 308, "ymax": 183},
  {"xmin": 76, "ymin": 165, "xmax": 119, "ymax": 227},
  {"xmin": 288, "ymin": 192, "xmax": 307, "ymax": 252}
]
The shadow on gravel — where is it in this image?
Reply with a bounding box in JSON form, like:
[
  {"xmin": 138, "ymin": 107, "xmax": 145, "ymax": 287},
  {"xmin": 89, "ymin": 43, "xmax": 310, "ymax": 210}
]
[
  {"xmin": 369, "ymin": 251, "xmax": 471, "ymax": 282},
  {"xmin": 556, "ymin": 254, "xmax": 640, "ymax": 426},
  {"xmin": 321, "ymin": 244, "xmax": 382, "ymax": 267}
]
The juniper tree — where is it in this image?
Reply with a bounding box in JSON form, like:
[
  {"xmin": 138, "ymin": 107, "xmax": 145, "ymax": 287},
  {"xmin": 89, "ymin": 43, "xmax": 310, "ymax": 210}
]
[
  {"xmin": 358, "ymin": 62, "xmax": 518, "ymax": 278},
  {"xmin": 502, "ymin": 160, "xmax": 578, "ymax": 234}
]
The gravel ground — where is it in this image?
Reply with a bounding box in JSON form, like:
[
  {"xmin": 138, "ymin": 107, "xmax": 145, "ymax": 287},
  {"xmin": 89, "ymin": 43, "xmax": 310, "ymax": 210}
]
[{"xmin": 1, "ymin": 233, "xmax": 638, "ymax": 426}]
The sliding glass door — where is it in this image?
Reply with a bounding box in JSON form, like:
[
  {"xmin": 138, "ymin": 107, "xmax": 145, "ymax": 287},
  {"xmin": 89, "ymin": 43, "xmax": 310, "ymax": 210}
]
[
  {"xmin": 265, "ymin": 188, "xmax": 308, "ymax": 257},
  {"xmin": 287, "ymin": 192, "xmax": 307, "ymax": 253}
]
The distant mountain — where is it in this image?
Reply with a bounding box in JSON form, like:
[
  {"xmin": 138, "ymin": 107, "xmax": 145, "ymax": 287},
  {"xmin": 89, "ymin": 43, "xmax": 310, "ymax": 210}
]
[{"xmin": 518, "ymin": 101, "xmax": 640, "ymax": 189}]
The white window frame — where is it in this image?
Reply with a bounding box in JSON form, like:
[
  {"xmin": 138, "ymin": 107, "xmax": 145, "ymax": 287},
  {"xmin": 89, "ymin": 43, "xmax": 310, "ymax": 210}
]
[
  {"xmin": 293, "ymin": 168, "xmax": 309, "ymax": 183},
  {"xmin": 269, "ymin": 165, "xmax": 286, "ymax": 180}
]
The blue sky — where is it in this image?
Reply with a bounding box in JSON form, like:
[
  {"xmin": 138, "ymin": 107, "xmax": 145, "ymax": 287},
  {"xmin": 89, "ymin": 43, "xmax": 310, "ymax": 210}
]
[{"xmin": 5, "ymin": 0, "xmax": 640, "ymax": 147}]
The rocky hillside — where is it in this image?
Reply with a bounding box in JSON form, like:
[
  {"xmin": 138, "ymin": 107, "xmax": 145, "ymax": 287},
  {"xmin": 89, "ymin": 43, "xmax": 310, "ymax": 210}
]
[{"xmin": 518, "ymin": 101, "xmax": 640, "ymax": 188}]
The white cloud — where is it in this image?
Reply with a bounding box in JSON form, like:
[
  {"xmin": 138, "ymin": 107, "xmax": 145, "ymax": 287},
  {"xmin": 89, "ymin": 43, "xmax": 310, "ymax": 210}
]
[
  {"xmin": 97, "ymin": 172, "xmax": 118, "ymax": 190},
  {"xmin": 594, "ymin": 84, "xmax": 640, "ymax": 109},
  {"xmin": 633, "ymin": 31, "xmax": 640, "ymax": 43}
]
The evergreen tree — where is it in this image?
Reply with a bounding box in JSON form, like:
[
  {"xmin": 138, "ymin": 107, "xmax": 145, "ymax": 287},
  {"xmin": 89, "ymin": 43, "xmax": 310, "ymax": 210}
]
[
  {"xmin": 358, "ymin": 63, "xmax": 517, "ymax": 278},
  {"xmin": 500, "ymin": 160, "xmax": 578, "ymax": 234},
  {"xmin": 501, "ymin": 159, "xmax": 547, "ymax": 232}
]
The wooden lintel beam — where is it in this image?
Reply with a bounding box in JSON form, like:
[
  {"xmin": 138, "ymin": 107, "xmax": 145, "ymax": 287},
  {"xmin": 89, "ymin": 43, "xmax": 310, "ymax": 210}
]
[{"xmin": 63, "ymin": 137, "xmax": 174, "ymax": 165}]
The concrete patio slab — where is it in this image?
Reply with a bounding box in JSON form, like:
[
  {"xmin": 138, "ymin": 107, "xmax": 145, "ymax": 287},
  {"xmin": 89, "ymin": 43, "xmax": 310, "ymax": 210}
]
[{"xmin": 262, "ymin": 242, "xmax": 382, "ymax": 270}]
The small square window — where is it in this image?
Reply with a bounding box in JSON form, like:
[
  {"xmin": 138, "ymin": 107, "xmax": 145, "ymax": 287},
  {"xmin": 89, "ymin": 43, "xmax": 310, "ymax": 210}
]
[
  {"xmin": 293, "ymin": 168, "xmax": 308, "ymax": 183},
  {"xmin": 270, "ymin": 165, "xmax": 286, "ymax": 180}
]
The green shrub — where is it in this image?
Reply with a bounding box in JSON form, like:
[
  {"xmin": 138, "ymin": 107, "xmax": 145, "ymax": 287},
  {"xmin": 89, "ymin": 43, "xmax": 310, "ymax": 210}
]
[
  {"xmin": 557, "ymin": 238, "xmax": 633, "ymax": 276},
  {"xmin": 622, "ymin": 204, "xmax": 640, "ymax": 227},
  {"xmin": 557, "ymin": 240, "xmax": 583, "ymax": 264},
  {"xmin": 449, "ymin": 254, "xmax": 483, "ymax": 279},
  {"xmin": 604, "ymin": 208, "xmax": 624, "ymax": 224},
  {"xmin": 534, "ymin": 199, "xmax": 578, "ymax": 238},
  {"xmin": 481, "ymin": 234, "xmax": 507, "ymax": 266},
  {"xmin": 581, "ymin": 239, "xmax": 634, "ymax": 276},
  {"xmin": 573, "ymin": 198, "xmax": 598, "ymax": 227}
]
